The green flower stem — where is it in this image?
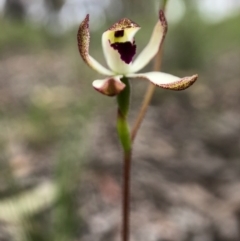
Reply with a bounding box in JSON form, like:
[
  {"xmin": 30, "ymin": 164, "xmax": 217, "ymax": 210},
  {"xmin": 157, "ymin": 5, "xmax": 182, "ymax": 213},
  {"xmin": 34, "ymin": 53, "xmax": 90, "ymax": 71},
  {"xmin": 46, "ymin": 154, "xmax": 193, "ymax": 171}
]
[
  {"xmin": 117, "ymin": 76, "xmax": 132, "ymax": 241},
  {"xmin": 117, "ymin": 77, "xmax": 131, "ymax": 152}
]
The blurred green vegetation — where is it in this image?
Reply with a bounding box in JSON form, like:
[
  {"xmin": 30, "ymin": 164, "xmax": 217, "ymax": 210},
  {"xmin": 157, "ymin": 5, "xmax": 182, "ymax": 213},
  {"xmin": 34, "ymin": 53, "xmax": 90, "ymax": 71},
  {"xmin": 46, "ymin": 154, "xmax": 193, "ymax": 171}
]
[
  {"xmin": 0, "ymin": 11, "xmax": 94, "ymax": 240},
  {"xmin": 164, "ymin": 8, "xmax": 240, "ymax": 71}
]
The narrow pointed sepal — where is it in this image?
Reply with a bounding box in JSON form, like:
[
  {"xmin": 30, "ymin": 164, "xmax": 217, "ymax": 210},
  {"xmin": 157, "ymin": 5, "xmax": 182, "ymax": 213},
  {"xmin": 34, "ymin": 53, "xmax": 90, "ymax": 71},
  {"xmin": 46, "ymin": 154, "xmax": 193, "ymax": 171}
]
[
  {"xmin": 127, "ymin": 72, "xmax": 198, "ymax": 90},
  {"xmin": 77, "ymin": 14, "xmax": 114, "ymax": 76},
  {"xmin": 92, "ymin": 76, "xmax": 126, "ymax": 96},
  {"xmin": 130, "ymin": 10, "xmax": 168, "ymax": 73}
]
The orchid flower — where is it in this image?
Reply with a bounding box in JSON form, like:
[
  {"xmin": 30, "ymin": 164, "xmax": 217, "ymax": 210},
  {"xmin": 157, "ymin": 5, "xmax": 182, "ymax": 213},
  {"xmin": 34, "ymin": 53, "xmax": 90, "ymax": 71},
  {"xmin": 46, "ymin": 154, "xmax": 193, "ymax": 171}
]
[{"xmin": 77, "ymin": 11, "xmax": 198, "ymax": 96}]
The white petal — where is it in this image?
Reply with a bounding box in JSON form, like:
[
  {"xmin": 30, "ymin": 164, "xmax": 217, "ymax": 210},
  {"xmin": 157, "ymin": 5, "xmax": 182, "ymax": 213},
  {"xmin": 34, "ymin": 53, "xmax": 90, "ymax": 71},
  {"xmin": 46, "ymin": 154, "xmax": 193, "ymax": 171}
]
[
  {"xmin": 102, "ymin": 18, "xmax": 140, "ymax": 74},
  {"xmin": 130, "ymin": 10, "xmax": 167, "ymax": 73},
  {"xmin": 127, "ymin": 72, "xmax": 198, "ymax": 90},
  {"xmin": 92, "ymin": 75, "xmax": 125, "ymax": 96},
  {"xmin": 77, "ymin": 14, "xmax": 114, "ymax": 76}
]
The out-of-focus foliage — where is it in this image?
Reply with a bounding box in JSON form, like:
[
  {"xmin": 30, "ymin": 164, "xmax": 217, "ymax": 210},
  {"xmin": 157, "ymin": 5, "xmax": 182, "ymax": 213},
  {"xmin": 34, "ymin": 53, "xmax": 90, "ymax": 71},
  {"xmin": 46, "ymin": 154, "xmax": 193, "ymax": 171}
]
[
  {"xmin": 44, "ymin": 0, "xmax": 66, "ymax": 12},
  {"xmin": 4, "ymin": 0, "xmax": 25, "ymax": 21}
]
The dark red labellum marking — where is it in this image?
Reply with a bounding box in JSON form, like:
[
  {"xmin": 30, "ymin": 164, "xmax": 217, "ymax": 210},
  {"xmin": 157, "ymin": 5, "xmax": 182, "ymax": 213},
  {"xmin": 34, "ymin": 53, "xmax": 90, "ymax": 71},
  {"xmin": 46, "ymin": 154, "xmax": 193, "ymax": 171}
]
[
  {"xmin": 114, "ymin": 30, "xmax": 124, "ymax": 37},
  {"xmin": 111, "ymin": 41, "xmax": 136, "ymax": 64}
]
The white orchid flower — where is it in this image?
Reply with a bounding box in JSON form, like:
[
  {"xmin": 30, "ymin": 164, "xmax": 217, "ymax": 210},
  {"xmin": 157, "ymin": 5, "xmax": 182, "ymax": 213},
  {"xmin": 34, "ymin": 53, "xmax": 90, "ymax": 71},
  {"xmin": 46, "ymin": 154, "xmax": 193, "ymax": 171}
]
[{"xmin": 77, "ymin": 10, "xmax": 198, "ymax": 96}]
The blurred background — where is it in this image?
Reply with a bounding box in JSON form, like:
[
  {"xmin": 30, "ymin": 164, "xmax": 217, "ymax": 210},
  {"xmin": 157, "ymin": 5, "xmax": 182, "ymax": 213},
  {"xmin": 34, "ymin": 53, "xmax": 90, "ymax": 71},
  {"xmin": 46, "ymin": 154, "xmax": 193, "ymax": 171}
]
[{"xmin": 0, "ymin": 0, "xmax": 240, "ymax": 240}]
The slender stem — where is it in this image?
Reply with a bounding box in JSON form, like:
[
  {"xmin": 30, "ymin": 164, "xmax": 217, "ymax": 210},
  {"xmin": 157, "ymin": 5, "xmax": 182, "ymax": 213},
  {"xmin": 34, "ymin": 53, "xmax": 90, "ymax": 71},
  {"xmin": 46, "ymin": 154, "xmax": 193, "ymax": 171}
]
[
  {"xmin": 116, "ymin": 2, "xmax": 169, "ymax": 240},
  {"xmin": 117, "ymin": 77, "xmax": 131, "ymax": 153},
  {"xmin": 130, "ymin": 0, "xmax": 169, "ymax": 142},
  {"xmin": 131, "ymin": 83, "xmax": 156, "ymax": 141},
  {"xmin": 117, "ymin": 77, "xmax": 132, "ymax": 241},
  {"xmin": 122, "ymin": 150, "xmax": 131, "ymax": 241}
]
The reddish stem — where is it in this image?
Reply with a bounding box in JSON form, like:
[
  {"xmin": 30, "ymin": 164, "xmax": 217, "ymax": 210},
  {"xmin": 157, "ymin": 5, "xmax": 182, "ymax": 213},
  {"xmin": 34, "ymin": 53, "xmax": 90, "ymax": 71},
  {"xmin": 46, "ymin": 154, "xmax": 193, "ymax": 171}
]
[{"xmin": 122, "ymin": 150, "xmax": 132, "ymax": 241}]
